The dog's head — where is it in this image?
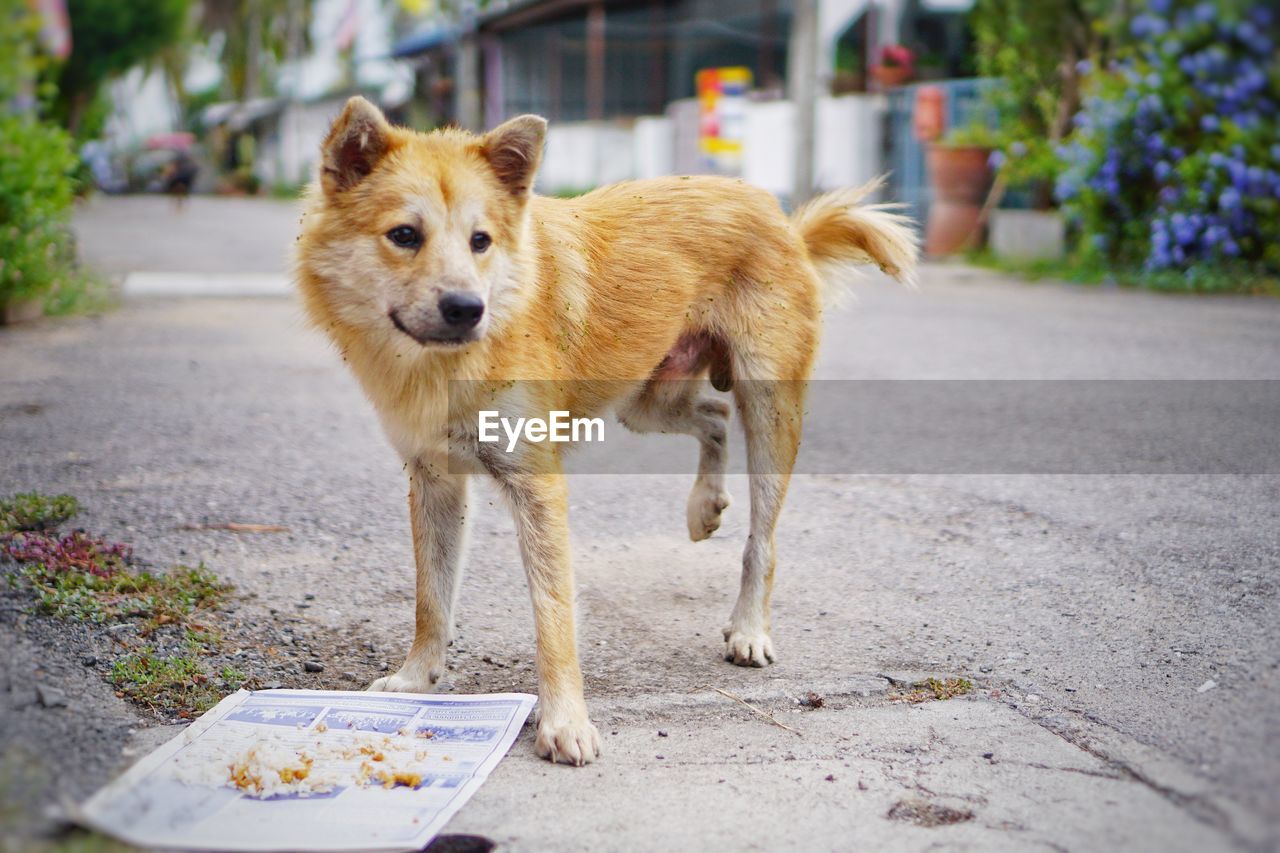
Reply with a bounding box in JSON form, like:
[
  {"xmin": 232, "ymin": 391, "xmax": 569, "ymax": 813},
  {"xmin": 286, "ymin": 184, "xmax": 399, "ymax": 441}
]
[{"xmin": 297, "ymin": 97, "xmax": 546, "ymax": 350}]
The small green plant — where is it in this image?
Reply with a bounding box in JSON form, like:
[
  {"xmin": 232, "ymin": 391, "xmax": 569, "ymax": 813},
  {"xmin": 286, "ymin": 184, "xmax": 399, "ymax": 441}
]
[
  {"xmin": 110, "ymin": 644, "xmax": 247, "ymax": 713},
  {"xmin": 552, "ymin": 186, "xmax": 594, "ymax": 199},
  {"xmin": 220, "ymin": 665, "xmax": 247, "ymax": 691},
  {"xmin": 942, "ymin": 123, "xmax": 1001, "ymax": 149},
  {"xmin": 894, "ymin": 677, "xmax": 973, "ymax": 704},
  {"xmin": 111, "ymin": 645, "xmax": 218, "ymax": 712},
  {"xmin": 0, "ymin": 494, "xmax": 245, "ymax": 718},
  {"xmin": 14, "ymin": 559, "xmax": 231, "ymax": 625},
  {"xmin": 0, "ymin": 493, "xmax": 79, "ymax": 533}
]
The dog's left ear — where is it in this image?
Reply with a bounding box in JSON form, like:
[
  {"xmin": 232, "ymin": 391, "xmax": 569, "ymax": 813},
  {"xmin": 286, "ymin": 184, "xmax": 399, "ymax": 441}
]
[{"xmin": 480, "ymin": 115, "xmax": 547, "ymax": 198}]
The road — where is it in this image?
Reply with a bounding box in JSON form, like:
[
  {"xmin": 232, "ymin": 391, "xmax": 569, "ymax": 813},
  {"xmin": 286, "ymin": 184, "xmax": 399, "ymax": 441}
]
[{"xmin": 0, "ymin": 195, "xmax": 1277, "ymax": 850}]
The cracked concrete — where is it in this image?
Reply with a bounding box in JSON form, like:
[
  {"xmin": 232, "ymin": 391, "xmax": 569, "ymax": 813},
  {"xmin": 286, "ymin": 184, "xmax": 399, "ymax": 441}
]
[{"xmin": 0, "ymin": 196, "xmax": 1276, "ymax": 850}]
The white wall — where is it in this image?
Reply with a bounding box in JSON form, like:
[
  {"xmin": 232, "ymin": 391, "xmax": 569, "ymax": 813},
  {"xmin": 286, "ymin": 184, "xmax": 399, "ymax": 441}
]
[
  {"xmin": 536, "ymin": 94, "xmax": 885, "ymax": 203},
  {"xmin": 537, "ymin": 122, "xmax": 637, "ymax": 194},
  {"xmin": 633, "ymin": 117, "xmax": 674, "ymax": 180},
  {"xmin": 104, "ymin": 68, "xmax": 181, "ymax": 149}
]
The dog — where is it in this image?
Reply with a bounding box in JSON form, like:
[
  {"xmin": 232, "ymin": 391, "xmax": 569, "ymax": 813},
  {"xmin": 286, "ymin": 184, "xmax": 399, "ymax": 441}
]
[{"xmin": 294, "ymin": 97, "xmax": 917, "ymax": 766}]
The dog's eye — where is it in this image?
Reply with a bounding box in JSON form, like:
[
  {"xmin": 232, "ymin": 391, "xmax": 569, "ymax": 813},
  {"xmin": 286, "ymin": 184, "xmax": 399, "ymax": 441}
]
[
  {"xmin": 386, "ymin": 226, "xmax": 422, "ymax": 249},
  {"xmin": 470, "ymin": 231, "xmax": 492, "ymax": 253}
]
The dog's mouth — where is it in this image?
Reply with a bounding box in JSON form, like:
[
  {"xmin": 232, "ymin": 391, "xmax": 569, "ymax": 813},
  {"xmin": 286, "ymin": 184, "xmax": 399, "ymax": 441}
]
[{"xmin": 389, "ymin": 310, "xmax": 476, "ymax": 347}]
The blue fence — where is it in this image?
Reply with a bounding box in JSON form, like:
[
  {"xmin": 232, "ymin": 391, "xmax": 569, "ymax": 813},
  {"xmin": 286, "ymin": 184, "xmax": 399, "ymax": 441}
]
[{"xmin": 884, "ymin": 78, "xmax": 997, "ymax": 228}]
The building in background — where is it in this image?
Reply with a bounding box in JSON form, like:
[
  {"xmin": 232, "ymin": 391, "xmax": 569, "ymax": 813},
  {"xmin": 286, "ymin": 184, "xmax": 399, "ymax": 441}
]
[{"xmin": 390, "ymin": 0, "xmax": 973, "ymax": 201}]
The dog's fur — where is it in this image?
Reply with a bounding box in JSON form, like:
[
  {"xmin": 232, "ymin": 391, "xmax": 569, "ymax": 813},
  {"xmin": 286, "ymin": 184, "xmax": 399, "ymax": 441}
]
[{"xmin": 294, "ymin": 97, "xmax": 917, "ymax": 765}]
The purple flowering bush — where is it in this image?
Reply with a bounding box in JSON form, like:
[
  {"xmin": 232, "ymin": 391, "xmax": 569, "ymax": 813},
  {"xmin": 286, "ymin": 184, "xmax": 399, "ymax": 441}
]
[{"xmin": 1056, "ymin": 1, "xmax": 1279, "ymax": 288}]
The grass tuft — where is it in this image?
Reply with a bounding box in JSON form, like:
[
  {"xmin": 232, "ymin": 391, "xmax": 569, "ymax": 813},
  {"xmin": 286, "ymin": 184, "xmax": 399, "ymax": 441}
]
[
  {"xmin": 2, "ymin": 493, "xmax": 242, "ymax": 718},
  {"xmin": 13, "ymin": 560, "xmax": 230, "ymax": 626},
  {"xmin": 894, "ymin": 677, "xmax": 973, "ymax": 704},
  {"xmin": 110, "ymin": 643, "xmax": 248, "ymax": 713},
  {"xmin": 0, "ymin": 493, "xmax": 79, "ymax": 533}
]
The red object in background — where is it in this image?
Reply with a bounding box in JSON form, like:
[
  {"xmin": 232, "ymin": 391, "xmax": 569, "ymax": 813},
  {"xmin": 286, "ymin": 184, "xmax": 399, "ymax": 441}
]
[
  {"xmin": 880, "ymin": 44, "xmax": 915, "ymax": 72},
  {"xmin": 871, "ymin": 45, "xmax": 916, "ymax": 89},
  {"xmin": 913, "ymin": 86, "xmax": 945, "ymax": 141},
  {"xmin": 31, "ymin": 0, "xmax": 71, "ymax": 58},
  {"xmin": 145, "ymin": 132, "xmax": 196, "ymax": 151}
]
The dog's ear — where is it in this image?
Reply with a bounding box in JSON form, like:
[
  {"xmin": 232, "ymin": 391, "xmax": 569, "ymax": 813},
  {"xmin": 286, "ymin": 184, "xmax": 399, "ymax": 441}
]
[
  {"xmin": 321, "ymin": 96, "xmax": 393, "ymax": 195},
  {"xmin": 480, "ymin": 115, "xmax": 547, "ymax": 197}
]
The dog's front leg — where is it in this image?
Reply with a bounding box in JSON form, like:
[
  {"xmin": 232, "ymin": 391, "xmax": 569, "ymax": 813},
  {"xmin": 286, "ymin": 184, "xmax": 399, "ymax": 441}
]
[
  {"xmin": 500, "ymin": 468, "xmax": 600, "ymax": 765},
  {"xmin": 369, "ymin": 459, "xmax": 468, "ymax": 693}
]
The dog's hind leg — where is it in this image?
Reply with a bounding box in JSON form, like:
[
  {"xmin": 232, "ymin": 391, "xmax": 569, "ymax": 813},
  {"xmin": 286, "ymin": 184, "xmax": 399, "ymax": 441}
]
[
  {"xmin": 369, "ymin": 458, "xmax": 468, "ymax": 693},
  {"xmin": 617, "ymin": 380, "xmax": 732, "ymax": 541},
  {"xmin": 722, "ymin": 377, "xmax": 806, "ymax": 667}
]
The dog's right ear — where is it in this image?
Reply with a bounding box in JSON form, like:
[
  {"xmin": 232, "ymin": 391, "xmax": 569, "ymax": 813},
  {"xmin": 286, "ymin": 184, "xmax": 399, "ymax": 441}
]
[{"xmin": 320, "ymin": 96, "xmax": 392, "ymax": 196}]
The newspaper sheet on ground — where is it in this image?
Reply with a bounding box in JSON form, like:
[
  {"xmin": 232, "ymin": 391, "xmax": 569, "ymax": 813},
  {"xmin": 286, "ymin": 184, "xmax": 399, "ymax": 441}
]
[{"xmin": 79, "ymin": 689, "xmax": 537, "ymax": 852}]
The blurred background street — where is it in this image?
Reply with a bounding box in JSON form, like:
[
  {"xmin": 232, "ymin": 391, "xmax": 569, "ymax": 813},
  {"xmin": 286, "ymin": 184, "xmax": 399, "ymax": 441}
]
[{"xmin": 0, "ymin": 193, "xmax": 1274, "ymax": 850}]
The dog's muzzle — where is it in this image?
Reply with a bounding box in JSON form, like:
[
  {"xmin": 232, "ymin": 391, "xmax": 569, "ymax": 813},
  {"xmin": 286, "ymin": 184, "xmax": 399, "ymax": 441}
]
[{"xmin": 389, "ymin": 291, "xmax": 485, "ymax": 346}]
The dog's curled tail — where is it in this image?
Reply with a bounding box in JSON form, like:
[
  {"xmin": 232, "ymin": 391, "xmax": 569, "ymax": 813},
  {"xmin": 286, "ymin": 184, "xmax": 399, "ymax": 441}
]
[{"xmin": 791, "ymin": 176, "xmax": 920, "ymax": 294}]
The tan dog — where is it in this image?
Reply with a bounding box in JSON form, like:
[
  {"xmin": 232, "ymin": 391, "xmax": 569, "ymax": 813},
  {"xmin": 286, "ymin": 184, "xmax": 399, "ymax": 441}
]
[{"xmin": 294, "ymin": 97, "xmax": 917, "ymax": 765}]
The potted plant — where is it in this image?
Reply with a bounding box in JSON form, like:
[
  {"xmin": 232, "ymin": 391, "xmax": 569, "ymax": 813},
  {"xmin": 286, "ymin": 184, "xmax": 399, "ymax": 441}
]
[
  {"xmin": 831, "ymin": 42, "xmax": 866, "ymax": 95},
  {"xmin": 924, "ymin": 125, "xmax": 996, "ymax": 256},
  {"xmin": 871, "ymin": 44, "xmax": 915, "ymax": 89}
]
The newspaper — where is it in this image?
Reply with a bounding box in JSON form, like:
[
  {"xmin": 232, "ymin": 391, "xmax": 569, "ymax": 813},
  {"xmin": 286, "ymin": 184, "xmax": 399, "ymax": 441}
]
[{"xmin": 79, "ymin": 689, "xmax": 536, "ymax": 852}]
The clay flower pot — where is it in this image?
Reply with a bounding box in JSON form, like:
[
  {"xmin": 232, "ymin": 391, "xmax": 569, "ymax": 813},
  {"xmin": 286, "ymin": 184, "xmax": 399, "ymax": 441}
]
[
  {"xmin": 925, "ymin": 144, "xmax": 992, "ymax": 256},
  {"xmin": 871, "ymin": 64, "xmax": 913, "ymax": 88}
]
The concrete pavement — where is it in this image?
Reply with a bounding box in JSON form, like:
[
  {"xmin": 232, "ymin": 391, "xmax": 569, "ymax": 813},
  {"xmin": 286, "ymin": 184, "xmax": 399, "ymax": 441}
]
[{"xmin": 0, "ymin": 196, "xmax": 1276, "ymax": 850}]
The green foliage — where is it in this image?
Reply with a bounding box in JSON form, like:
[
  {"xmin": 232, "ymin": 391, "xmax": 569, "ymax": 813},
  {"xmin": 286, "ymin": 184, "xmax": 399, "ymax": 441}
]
[
  {"xmin": 1, "ymin": 495, "xmax": 243, "ymax": 717},
  {"xmin": 969, "ymin": 0, "xmax": 1119, "ymax": 202},
  {"xmin": 199, "ymin": 0, "xmax": 316, "ymax": 100},
  {"xmin": 49, "ymin": 0, "xmax": 192, "ymax": 133},
  {"xmin": 0, "ymin": 114, "xmax": 79, "ymax": 305},
  {"xmin": 111, "ymin": 644, "xmax": 225, "ymax": 712},
  {"xmin": 942, "ymin": 123, "xmax": 1000, "ymax": 148},
  {"xmin": 0, "ymin": 493, "xmax": 79, "ymax": 533},
  {"xmin": 896, "ymin": 677, "xmax": 973, "ymax": 704},
  {"xmin": 0, "ymin": 0, "xmax": 93, "ymax": 311},
  {"xmin": 14, "ymin": 561, "xmax": 231, "ymax": 626},
  {"xmin": 0, "ymin": 0, "xmax": 48, "ymax": 105}
]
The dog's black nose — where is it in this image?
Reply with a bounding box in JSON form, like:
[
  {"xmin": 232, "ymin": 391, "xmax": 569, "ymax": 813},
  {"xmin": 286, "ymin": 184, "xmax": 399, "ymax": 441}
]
[{"xmin": 439, "ymin": 292, "xmax": 485, "ymax": 329}]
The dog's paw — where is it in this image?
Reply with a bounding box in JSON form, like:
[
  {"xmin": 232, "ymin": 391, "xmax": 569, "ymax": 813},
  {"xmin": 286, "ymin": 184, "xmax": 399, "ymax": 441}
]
[
  {"xmin": 535, "ymin": 715, "xmax": 602, "ymax": 766},
  {"xmin": 722, "ymin": 627, "xmax": 775, "ymax": 667},
  {"xmin": 367, "ymin": 667, "xmax": 442, "ymax": 694},
  {"xmin": 687, "ymin": 483, "xmax": 731, "ymax": 542}
]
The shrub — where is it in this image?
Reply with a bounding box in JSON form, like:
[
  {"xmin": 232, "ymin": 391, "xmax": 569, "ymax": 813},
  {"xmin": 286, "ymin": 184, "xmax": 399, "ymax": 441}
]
[
  {"xmin": 1056, "ymin": 1, "xmax": 1280, "ymax": 282},
  {"xmin": 0, "ymin": 0, "xmax": 82, "ymax": 309},
  {"xmin": 970, "ymin": 0, "xmax": 1120, "ymax": 207},
  {"xmin": 0, "ymin": 492, "xmax": 79, "ymax": 533},
  {"xmin": 0, "ymin": 115, "xmax": 80, "ymax": 305}
]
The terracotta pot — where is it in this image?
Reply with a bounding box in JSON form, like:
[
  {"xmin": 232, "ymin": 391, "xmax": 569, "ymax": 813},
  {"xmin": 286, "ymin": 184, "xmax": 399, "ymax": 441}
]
[
  {"xmin": 871, "ymin": 64, "xmax": 913, "ymax": 88},
  {"xmin": 925, "ymin": 144, "xmax": 992, "ymax": 256}
]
